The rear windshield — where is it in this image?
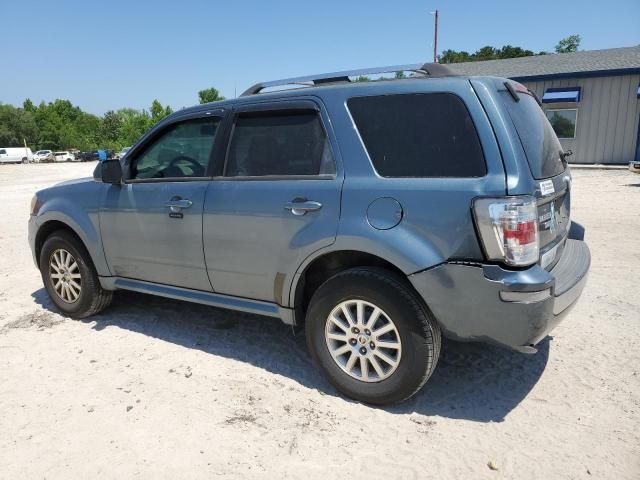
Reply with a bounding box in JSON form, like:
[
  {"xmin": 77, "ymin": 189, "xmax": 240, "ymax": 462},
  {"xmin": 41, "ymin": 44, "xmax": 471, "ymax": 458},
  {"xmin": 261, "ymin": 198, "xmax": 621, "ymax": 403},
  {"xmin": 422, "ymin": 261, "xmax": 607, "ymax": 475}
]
[
  {"xmin": 500, "ymin": 85, "xmax": 566, "ymax": 179},
  {"xmin": 347, "ymin": 93, "xmax": 486, "ymax": 178}
]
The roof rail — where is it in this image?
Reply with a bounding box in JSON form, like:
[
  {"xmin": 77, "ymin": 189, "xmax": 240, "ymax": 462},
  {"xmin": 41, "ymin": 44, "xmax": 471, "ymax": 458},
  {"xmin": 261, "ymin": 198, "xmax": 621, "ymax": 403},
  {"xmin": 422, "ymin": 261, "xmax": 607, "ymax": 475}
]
[{"xmin": 240, "ymin": 62, "xmax": 455, "ymax": 96}]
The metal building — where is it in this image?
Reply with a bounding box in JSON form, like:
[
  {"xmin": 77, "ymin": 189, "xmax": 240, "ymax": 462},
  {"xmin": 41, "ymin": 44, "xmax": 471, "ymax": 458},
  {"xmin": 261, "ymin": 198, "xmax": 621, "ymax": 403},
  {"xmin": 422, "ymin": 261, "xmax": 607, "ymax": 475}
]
[{"xmin": 448, "ymin": 46, "xmax": 640, "ymax": 164}]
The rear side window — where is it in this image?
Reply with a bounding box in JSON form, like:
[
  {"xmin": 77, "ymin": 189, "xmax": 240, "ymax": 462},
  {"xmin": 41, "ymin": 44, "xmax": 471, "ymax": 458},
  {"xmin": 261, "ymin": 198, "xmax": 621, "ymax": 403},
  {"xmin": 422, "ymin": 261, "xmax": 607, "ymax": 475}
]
[
  {"xmin": 225, "ymin": 111, "xmax": 335, "ymax": 177},
  {"xmin": 347, "ymin": 93, "xmax": 486, "ymax": 177}
]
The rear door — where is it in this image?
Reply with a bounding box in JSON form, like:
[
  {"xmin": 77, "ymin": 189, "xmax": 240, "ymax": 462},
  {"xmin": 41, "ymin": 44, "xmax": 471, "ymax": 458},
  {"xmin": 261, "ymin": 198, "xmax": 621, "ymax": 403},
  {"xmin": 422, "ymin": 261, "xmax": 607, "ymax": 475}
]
[
  {"xmin": 100, "ymin": 111, "xmax": 224, "ymax": 291},
  {"xmin": 203, "ymin": 99, "xmax": 342, "ymax": 304}
]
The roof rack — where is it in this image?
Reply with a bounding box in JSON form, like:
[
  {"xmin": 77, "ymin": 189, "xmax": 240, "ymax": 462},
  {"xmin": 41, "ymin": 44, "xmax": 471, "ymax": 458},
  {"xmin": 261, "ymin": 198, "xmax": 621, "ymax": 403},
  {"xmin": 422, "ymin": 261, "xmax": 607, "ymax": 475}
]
[{"xmin": 240, "ymin": 62, "xmax": 454, "ymax": 96}]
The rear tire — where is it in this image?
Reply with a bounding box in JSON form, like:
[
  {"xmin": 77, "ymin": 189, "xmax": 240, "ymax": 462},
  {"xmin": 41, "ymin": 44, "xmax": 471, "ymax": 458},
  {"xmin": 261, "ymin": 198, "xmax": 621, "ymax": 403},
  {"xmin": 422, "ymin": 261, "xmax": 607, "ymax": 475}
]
[
  {"xmin": 39, "ymin": 230, "xmax": 113, "ymax": 318},
  {"xmin": 305, "ymin": 267, "xmax": 441, "ymax": 405}
]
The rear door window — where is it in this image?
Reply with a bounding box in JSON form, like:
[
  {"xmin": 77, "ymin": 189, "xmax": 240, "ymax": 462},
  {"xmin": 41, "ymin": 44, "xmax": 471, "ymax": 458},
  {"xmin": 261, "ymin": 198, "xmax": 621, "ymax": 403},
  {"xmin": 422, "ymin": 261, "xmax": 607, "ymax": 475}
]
[
  {"xmin": 499, "ymin": 83, "xmax": 566, "ymax": 179},
  {"xmin": 347, "ymin": 93, "xmax": 486, "ymax": 177},
  {"xmin": 225, "ymin": 111, "xmax": 335, "ymax": 177}
]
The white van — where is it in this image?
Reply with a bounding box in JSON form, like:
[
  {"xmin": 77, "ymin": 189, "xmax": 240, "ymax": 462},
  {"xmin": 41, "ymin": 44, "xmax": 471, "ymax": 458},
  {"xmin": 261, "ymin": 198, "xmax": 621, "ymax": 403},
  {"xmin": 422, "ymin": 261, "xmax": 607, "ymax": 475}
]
[{"xmin": 0, "ymin": 147, "xmax": 33, "ymax": 164}]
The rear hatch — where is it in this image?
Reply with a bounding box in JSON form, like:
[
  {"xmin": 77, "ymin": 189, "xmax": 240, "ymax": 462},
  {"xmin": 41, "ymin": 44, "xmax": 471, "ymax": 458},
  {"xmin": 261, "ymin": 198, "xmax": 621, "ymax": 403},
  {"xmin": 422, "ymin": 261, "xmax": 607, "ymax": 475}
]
[{"xmin": 499, "ymin": 81, "xmax": 571, "ymax": 270}]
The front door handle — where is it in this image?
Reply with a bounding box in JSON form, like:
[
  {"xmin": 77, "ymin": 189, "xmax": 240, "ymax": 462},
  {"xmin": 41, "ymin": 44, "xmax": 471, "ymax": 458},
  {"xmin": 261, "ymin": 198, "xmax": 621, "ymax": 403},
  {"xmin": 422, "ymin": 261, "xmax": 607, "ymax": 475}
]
[
  {"xmin": 284, "ymin": 200, "xmax": 322, "ymax": 216},
  {"xmin": 165, "ymin": 198, "xmax": 193, "ymax": 213}
]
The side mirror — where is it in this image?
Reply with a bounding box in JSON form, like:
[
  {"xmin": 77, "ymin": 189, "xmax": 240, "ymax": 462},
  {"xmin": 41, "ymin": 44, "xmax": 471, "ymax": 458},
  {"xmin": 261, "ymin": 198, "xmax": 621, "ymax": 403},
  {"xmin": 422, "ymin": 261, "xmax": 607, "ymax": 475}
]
[{"xmin": 94, "ymin": 159, "xmax": 123, "ymax": 184}]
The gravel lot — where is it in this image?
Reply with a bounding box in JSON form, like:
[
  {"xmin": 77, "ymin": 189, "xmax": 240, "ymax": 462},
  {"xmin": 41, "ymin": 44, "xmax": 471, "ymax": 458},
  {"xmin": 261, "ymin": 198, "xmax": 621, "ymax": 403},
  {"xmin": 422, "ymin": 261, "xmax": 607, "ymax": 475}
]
[{"xmin": 0, "ymin": 162, "xmax": 638, "ymax": 479}]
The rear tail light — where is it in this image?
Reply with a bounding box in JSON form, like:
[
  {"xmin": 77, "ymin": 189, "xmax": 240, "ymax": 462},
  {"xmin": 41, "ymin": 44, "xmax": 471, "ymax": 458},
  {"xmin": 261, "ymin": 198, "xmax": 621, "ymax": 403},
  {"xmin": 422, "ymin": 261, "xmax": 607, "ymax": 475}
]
[{"xmin": 473, "ymin": 196, "xmax": 539, "ymax": 266}]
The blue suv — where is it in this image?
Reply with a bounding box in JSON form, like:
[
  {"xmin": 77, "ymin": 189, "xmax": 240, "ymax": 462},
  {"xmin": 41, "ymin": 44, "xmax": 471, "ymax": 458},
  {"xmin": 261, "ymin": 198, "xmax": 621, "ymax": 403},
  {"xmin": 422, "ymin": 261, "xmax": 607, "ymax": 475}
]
[{"xmin": 28, "ymin": 63, "xmax": 590, "ymax": 404}]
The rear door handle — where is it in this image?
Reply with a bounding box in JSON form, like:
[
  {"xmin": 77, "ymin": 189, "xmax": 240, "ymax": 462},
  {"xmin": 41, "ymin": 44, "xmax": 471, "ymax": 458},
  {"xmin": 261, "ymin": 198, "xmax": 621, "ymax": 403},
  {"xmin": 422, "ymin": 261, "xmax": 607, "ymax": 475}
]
[
  {"xmin": 284, "ymin": 200, "xmax": 322, "ymax": 216},
  {"xmin": 165, "ymin": 198, "xmax": 193, "ymax": 212}
]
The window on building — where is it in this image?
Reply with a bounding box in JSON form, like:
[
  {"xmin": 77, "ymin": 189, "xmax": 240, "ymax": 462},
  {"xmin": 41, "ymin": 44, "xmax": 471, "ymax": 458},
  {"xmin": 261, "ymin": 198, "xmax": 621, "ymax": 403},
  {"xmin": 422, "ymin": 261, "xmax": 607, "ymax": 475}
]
[
  {"xmin": 225, "ymin": 111, "xmax": 335, "ymax": 177},
  {"xmin": 545, "ymin": 109, "xmax": 577, "ymax": 139},
  {"xmin": 347, "ymin": 93, "xmax": 486, "ymax": 177}
]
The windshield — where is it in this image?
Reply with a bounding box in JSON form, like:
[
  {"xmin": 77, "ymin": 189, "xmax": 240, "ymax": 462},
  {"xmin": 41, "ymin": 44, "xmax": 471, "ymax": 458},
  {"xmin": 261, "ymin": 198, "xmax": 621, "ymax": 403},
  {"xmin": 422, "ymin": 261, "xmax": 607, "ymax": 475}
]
[{"xmin": 500, "ymin": 83, "xmax": 566, "ymax": 179}]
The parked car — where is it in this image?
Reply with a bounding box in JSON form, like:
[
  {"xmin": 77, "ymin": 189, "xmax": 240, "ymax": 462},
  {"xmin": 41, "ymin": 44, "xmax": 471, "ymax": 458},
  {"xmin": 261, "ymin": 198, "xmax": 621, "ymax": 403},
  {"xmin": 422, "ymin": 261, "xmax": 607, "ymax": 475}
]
[
  {"xmin": 117, "ymin": 147, "xmax": 132, "ymax": 159},
  {"xmin": 33, "ymin": 150, "xmax": 54, "ymax": 163},
  {"xmin": 0, "ymin": 147, "xmax": 33, "ymax": 163},
  {"xmin": 629, "ymin": 160, "xmax": 640, "ymax": 174},
  {"xmin": 53, "ymin": 151, "xmax": 77, "ymax": 162},
  {"xmin": 28, "ymin": 63, "xmax": 591, "ymax": 405},
  {"xmin": 77, "ymin": 151, "xmax": 99, "ymax": 162}
]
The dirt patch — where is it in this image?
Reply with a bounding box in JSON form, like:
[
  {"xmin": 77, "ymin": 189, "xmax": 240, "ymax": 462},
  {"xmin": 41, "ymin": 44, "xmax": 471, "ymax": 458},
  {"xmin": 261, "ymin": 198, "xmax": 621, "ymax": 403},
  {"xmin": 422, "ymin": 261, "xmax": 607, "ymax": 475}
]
[
  {"xmin": 3, "ymin": 310, "xmax": 63, "ymax": 331},
  {"xmin": 0, "ymin": 163, "xmax": 639, "ymax": 479}
]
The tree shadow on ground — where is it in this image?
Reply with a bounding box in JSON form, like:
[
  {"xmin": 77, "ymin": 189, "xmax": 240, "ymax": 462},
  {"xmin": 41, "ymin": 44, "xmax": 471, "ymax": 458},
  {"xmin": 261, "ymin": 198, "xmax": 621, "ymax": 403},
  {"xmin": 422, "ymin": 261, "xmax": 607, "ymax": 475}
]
[{"xmin": 33, "ymin": 288, "xmax": 549, "ymax": 423}]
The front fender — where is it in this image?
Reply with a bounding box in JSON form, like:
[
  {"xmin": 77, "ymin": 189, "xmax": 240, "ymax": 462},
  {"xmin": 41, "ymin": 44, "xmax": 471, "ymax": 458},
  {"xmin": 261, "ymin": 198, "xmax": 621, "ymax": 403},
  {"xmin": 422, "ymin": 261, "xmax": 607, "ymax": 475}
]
[{"xmin": 35, "ymin": 195, "xmax": 110, "ymax": 276}]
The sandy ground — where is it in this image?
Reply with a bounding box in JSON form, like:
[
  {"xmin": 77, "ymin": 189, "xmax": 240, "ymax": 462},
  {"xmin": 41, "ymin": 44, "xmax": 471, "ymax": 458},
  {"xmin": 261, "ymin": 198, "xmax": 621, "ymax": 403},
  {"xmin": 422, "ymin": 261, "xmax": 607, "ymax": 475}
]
[{"xmin": 0, "ymin": 162, "xmax": 638, "ymax": 479}]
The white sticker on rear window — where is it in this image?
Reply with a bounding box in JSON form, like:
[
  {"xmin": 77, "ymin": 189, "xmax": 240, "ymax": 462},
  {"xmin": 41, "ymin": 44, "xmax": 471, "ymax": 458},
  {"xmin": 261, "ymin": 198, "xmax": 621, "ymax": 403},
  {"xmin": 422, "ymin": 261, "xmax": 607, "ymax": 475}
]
[{"xmin": 540, "ymin": 180, "xmax": 555, "ymax": 196}]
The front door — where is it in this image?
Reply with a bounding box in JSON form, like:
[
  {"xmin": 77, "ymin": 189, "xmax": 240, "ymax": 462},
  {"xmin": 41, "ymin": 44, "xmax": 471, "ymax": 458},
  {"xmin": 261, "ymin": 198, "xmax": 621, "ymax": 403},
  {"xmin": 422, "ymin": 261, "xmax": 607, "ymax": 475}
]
[
  {"xmin": 100, "ymin": 114, "xmax": 224, "ymax": 291},
  {"xmin": 203, "ymin": 101, "xmax": 342, "ymax": 304}
]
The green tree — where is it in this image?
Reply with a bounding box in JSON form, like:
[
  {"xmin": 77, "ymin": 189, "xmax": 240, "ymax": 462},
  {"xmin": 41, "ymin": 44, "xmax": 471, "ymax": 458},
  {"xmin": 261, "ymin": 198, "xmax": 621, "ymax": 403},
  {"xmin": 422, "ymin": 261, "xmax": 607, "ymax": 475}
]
[
  {"xmin": 149, "ymin": 99, "xmax": 174, "ymax": 124},
  {"xmin": 198, "ymin": 87, "xmax": 225, "ymax": 104},
  {"xmin": 555, "ymin": 34, "xmax": 581, "ymax": 53},
  {"xmin": 101, "ymin": 110, "xmax": 122, "ymax": 145},
  {"xmin": 498, "ymin": 45, "xmax": 535, "ymax": 59},
  {"xmin": 0, "ymin": 104, "xmax": 37, "ymax": 147},
  {"xmin": 117, "ymin": 108, "xmax": 152, "ymax": 147},
  {"xmin": 438, "ymin": 49, "xmax": 472, "ymax": 64},
  {"xmin": 395, "ymin": 71, "xmax": 406, "ymax": 79},
  {"xmin": 438, "ymin": 37, "xmax": 575, "ymax": 64},
  {"xmin": 23, "ymin": 99, "xmax": 35, "ymax": 113}
]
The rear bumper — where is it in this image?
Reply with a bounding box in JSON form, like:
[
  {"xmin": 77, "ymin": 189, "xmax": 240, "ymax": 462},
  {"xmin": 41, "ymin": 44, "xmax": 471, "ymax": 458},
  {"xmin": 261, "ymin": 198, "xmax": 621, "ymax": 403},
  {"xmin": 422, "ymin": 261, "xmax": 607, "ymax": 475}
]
[{"xmin": 409, "ymin": 238, "xmax": 590, "ymax": 351}]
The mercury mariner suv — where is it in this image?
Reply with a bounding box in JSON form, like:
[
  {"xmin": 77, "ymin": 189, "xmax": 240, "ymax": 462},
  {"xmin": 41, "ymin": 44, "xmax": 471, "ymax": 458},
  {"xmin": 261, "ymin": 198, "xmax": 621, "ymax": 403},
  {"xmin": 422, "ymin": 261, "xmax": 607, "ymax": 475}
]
[{"xmin": 28, "ymin": 63, "xmax": 590, "ymax": 405}]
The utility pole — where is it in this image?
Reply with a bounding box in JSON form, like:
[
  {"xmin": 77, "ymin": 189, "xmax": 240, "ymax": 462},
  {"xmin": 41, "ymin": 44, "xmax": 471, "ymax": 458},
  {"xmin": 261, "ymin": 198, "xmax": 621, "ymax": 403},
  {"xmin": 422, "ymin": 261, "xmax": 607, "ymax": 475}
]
[{"xmin": 432, "ymin": 9, "xmax": 439, "ymax": 63}]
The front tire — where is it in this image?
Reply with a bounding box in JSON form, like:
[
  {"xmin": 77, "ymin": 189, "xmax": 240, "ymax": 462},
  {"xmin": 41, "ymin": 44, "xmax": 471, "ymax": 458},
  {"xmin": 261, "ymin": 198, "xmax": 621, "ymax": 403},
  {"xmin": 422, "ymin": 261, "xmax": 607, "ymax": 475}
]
[
  {"xmin": 305, "ymin": 267, "xmax": 441, "ymax": 405},
  {"xmin": 39, "ymin": 230, "xmax": 113, "ymax": 318}
]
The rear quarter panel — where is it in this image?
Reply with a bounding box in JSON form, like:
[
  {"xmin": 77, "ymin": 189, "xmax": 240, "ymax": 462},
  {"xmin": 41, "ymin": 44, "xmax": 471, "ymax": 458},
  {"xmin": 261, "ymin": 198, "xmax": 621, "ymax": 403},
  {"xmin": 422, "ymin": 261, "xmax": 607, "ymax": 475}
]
[{"xmin": 309, "ymin": 79, "xmax": 506, "ymax": 272}]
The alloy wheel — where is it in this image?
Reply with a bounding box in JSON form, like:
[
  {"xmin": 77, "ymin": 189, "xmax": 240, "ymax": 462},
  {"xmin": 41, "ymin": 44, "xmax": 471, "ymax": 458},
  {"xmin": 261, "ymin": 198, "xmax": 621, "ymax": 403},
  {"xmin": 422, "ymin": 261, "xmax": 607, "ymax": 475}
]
[
  {"xmin": 49, "ymin": 248, "xmax": 82, "ymax": 303},
  {"xmin": 324, "ymin": 299, "xmax": 402, "ymax": 382}
]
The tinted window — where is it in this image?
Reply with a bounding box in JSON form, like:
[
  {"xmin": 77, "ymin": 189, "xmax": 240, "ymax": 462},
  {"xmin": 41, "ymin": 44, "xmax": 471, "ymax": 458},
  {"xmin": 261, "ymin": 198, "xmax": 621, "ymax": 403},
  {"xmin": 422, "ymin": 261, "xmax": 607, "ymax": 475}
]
[
  {"xmin": 131, "ymin": 117, "xmax": 220, "ymax": 179},
  {"xmin": 225, "ymin": 111, "xmax": 334, "ymax": 177},
  {"xmin": 347, "ymin": 93, "xmax": 486, "ymax": 177},
  {"xmin": 500, "ymin": 85, "xmax": 566, "ymax": 179}
]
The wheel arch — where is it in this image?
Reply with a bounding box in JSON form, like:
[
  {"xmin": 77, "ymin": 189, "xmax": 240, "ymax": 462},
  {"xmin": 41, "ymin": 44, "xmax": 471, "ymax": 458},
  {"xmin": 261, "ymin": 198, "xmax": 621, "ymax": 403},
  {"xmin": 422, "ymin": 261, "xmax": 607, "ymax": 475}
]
[
  {"xmin": 34, "ymin": 212, "xmax": 110, "ymax": 276},
  {"xmin": 290, "ymin": 249, "xmax": 416, "ymax": 326}
]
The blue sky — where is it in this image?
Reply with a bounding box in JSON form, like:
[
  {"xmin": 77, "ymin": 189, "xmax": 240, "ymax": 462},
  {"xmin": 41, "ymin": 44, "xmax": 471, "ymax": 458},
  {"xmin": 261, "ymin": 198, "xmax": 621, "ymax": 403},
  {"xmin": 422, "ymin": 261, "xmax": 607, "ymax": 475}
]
[{"xmin": 1, "ymin": 0, "xmax": 638, "ymax": 114}]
